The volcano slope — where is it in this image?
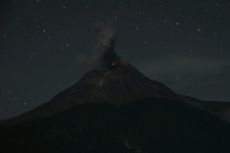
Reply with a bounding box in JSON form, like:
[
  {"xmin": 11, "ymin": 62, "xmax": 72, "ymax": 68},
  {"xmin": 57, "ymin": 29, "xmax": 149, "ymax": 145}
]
[{"xmin": 1, "ymin": 63, "xmax": 230, "ymax": 153}]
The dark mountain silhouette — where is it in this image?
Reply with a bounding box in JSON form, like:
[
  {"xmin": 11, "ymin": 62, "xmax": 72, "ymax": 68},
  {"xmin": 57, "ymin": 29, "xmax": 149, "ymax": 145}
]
[
  {"xmin": 1, "ymin": 63, "xmax": 180, "ymax": 124},
  {"xmin": 1, "ymin": 62, "xmax": 230, "ymax": 153},
  {"xmin": 181, "ymin": 95, "xmax": 230, "ymax": 122}
]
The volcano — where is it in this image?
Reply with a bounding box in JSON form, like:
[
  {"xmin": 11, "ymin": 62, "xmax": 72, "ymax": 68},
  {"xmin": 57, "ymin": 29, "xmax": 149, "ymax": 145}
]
[
  {"xmin": 4, "ymin": 63, "xmax": 181, "ymax": 124},
  {"xmin": 1, "ymin": 26, "xmax": 230, "ymax": 153},
  {"xmin": 1, "ymin": 62, "xmax": 230, "ymax": 153}
]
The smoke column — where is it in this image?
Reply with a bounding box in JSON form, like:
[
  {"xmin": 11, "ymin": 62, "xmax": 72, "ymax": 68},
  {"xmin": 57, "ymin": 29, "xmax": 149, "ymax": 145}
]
[{"xmin": 77, "ymin": 23, "xmax": 120, "ymax": 69}]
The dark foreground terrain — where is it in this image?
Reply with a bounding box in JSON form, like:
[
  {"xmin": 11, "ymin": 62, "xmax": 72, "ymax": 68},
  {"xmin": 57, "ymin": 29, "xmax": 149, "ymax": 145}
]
[
  {"xmin": 1, "ymin": 99, "xmax": 230, "ymax": 153},
  {"xmin": 1, "ymin": 64, "xmax": 230, "ymax": 153}
]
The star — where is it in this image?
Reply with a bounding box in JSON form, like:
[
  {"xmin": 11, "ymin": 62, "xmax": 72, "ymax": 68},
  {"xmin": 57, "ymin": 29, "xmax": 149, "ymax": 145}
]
[
  {"xmin": 34, "ymin": 17, "xmax": 39, "ymax": 21},
  {"xmin": 2, "ymin": 33, "xmax": 7, "ymax": 38},
  {"xmin": 16, "ymin": 17, "xmax": 21, "ymax": 21},
  {"xmin": 114, "ymin": 16, "xmax": 118, "ymax": 20},
  {"xmin": 176, "ymin": 77, "xmax": 180, "ymax": 81},
  {"xmin": 8, "ymin": 89, "xmax": 12, "ymax": 94},
  {"xmin": 163, "ymin": 19, "xmax": 168, "ymax": 23},
  {"xmin": 65, "ymin": 43, "xmax": 70, "ymax": 48},
  {"xmin": 137, "ymin": 10, "xmax": 143, "ymax": 15}
]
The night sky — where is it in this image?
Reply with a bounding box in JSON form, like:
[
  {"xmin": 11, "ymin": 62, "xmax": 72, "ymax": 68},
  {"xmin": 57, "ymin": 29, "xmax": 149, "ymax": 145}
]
[{"xmin": 0, "ymin": 0, "xmax": 230, "ymax": 120}]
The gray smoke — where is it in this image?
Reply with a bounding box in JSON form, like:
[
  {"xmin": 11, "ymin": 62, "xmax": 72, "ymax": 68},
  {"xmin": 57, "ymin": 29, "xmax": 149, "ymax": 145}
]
[{"xmin": 77, "ymin": 23, "xmax": 120, "ymax": 69}]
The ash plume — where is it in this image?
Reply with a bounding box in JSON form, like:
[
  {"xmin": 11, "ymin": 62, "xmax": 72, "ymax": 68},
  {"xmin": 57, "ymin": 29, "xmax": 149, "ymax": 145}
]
[{"xmin": 77, "ymin": 23, "xmax": 120, "ymax": 69}]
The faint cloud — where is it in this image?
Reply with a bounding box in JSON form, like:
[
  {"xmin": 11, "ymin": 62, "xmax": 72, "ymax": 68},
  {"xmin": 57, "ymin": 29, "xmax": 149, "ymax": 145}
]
[{"xmin": 140, "ymin": 55, "xmax": 230, "ymax": 77}]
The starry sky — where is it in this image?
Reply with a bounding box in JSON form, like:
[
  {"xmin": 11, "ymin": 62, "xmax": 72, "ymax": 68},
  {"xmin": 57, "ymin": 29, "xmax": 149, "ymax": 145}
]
[{"xmin": 0, "ymin": 0, "xmax": 230, "ymax": 120}]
